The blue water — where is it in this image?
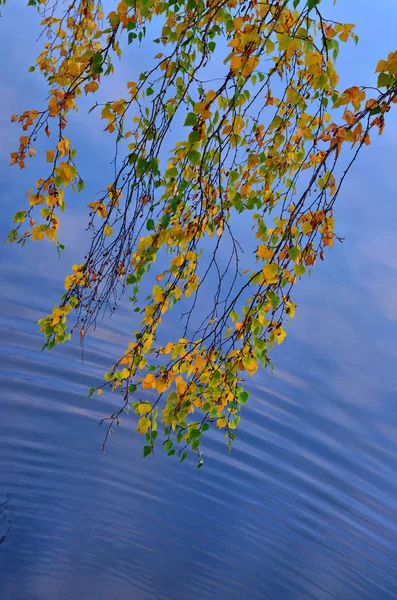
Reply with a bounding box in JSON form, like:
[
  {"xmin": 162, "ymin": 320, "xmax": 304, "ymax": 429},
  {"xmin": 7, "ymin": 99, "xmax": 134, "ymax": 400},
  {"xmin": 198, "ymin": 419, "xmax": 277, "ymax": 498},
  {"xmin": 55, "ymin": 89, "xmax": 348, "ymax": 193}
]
[{"xmin": 1, "ymin": 1, "xmax": 397, "ymax": 598}]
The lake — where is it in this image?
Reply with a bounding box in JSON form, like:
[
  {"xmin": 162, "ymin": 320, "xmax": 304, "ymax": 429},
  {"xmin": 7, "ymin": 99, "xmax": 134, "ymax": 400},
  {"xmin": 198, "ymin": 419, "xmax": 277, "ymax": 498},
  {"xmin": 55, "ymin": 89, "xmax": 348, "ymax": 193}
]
[{"xmin": 1, "ymin": 1, "xmax": 397, "ymax": 598}]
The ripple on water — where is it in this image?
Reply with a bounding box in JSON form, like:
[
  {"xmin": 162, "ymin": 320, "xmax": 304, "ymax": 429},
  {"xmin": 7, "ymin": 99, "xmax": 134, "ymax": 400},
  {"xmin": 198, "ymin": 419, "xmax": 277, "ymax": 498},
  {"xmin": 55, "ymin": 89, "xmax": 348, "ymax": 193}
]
[{"xmin": 1, "ymin": 282, "xmax": 397, "ymax": 600}]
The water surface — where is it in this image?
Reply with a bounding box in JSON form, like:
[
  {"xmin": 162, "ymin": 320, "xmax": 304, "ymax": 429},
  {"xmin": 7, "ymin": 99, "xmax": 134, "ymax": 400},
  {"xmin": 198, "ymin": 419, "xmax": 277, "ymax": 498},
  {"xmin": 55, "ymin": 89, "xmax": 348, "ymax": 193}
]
[{"xmin": 1, "ymin": 2, "xmax": 397, "ymax": 598}]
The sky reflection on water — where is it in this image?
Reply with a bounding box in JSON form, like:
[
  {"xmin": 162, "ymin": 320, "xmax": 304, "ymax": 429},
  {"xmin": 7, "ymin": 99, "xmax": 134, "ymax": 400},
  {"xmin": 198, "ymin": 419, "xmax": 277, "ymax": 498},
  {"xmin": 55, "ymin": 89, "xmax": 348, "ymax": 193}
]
[{"xmin": 1, "ymin": 1, "xmax": 397, "ymax": 599}]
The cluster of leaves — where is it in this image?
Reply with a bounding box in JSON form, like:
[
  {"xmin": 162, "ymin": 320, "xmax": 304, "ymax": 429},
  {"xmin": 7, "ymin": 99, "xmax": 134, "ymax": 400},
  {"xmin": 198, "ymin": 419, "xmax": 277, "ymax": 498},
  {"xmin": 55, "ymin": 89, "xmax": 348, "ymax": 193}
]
[{"xmin": 6, "ymin": 0, "xmax": 397, "ymax": 466}]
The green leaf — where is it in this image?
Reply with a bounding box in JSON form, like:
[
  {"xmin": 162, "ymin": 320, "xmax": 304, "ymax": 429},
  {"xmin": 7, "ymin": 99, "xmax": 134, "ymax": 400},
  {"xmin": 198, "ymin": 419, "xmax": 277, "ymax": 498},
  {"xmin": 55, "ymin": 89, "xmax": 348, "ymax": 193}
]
[
  {"xmin": 91, "ymin": 53, "xmax": 103, "ymax": 74},
  {"xmin": 308, "ymin": 0, "xmax": 320, "ymax": 10},
  {"xmin": 180, "ymin": 451, "xmax": 187, "ymax": 463},
  {"xmin": 165, "ymin": 167, "xmax": 178, "ymax": 179},
  {"xmin": 294, "ymin": 264, "xmax": 306, "ymax": 277},
  {"xmin": 143, "ymin": 445, "xmax": 152, "ymax": 458},
  {"xmin": 188, "ymin": 150, "xmax": 201, "ymax": 166},
  {"xmin": 267, "ymin": 290, "xmax": 280, "ymax": 310},
  {"xmin": 189, "ymin": 428, "xmax": 201, "ymax": 439},
  {"xmin": 13, "ymin": 211, "xmax": 26, "ymax": 223},
  {"xmin": 288, "ymin": 247, "xmax": 300, "ymax": 261},
  {"xmin": 188, "ymin": 131, "xmax": 200, "ymax": 144},
  {"xmin": 146, "ymin": 219, "xmax": 155, "ymax": 231},
  {"xmin": 162, "ymin": 213, "xmax": 170, "ymax": 229},
  {"xmin": 238, "ymin": 391, "xmax": 249, "ymax": 404},
  {"xmin": 230, "ymin": 310, "xmax": 239, "ymax": 322},
  {"xmin": 184, "ymin": 112, "xmax": 198, "ymax": 126}
]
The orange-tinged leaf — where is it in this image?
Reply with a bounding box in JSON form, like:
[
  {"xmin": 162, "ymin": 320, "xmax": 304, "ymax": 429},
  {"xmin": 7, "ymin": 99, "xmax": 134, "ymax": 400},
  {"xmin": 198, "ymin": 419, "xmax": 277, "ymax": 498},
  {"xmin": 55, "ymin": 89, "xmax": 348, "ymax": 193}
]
[
  {"xmin": 175, "ymin": 375, "xmax": 187, "ymax": 396},
  {"xmin": 84, "ymin": 81, "xmax": 99, "ymax": 94},
  {"xmin": 257, "ymin": 245, "xmax": 273, "ymax": 260},
  {"xmin": 142, "ymin": 373, "xmax": 157, "ymax": 389},
  {"xmin": 46, "ymin": 228, "xmax": 57, "ymax": 242},
  {"xmin": 46, "ymin": 150, "xmax": 55, "ymax": 163},
  {"xmin": 231, "ymin": 55, "xmax": 243, "ymax": 71},
  {"xmin": 48, "ymin": 96, "xmax": 60, "ymax": 117},
  {"xmin": 163, "ymin": 342, "xmax": 174, "ymax": 355},
  {"xmin": 57, "ymin": 138, "xmax": 70, "ymax": 156}
]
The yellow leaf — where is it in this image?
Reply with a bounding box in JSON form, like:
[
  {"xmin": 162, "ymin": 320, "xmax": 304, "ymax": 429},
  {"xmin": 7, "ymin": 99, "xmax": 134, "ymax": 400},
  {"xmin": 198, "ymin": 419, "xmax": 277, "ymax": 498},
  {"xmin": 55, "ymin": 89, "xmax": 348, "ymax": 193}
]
[
  {"xmin": 46, "ymin": 228, "xmax": 57, "ymax": 242},
  {"xmin": 32, "ymin": 226, "xmax": 45, "ymax": 241},
  {"xmin": 152, "ymin": 285, "xmax": 164, "ymax": 303},
  {"xmin": 136, "ymin": 402, "xmax": 152, "ymax": 416},
  {"xmin": 216, "ymin": 416, "xmax": 227, "ymax": 428},
  {"xmin": 88, "ymin": 201, "xmax": 108, "ymax": 218},
  {"xmin": 376, "ymin": 59, "xmax": 389, "ymax": 73},
  {"xmin": 29, "ymin": 194, "xmax": 44, "ymax": 206},
  {"xmin": 365, "ymin": 98, "xmax": 378, "ymax": 110},
  {"xmin": 275, "ymin": 327, "xmax": 287, "ymax": 345},
  {"xmin": 142, "ymin": 373, "xmax": 157, "ymax": 390},
  {"xmin": 262, "ymin": 263, "xmax": 278, "ymax": 284},
  {"xmin": 156, "ymin": 379, "xmax": 169, "ymax": 394},
  {"xmin": 301, "ymin": 222, "xmax": 312, "ymax": 235},
  {"xmin": 136, "ymin": 416, "xmax": 151, "ymax": 434},
  {"xmin": 58, "ymin": 162, "xmax": 76, "ymax": 186},
  {"xmin": 231, "ymin": 55, "xmax": 243, "ymax": 71},
  {"xmin": 57, "ymin": 138, "xmax": 70, "ymax": 156},
  {"xmin": 121, "ymin": 368, "xmax": 130, "ymax": 379},
  {"xmin": 48, "ymin": 96, "xmax": 60, "ymax": 117},
  {"xmin": 127, "ymin": 81, "xmax": 137, "ymax": 98},
  {"xmin": 233, "ymin": 16, "xmax": 244, "ymax": 29},
  {"xmin": 194, "ymin": 101, "xmax": 212, "ymax": 120},
  {"xmin": 257, "ymin": 245, "xmax": 273, "ymax": 260},
  {"xmin": 84, "ymin": 81, "xmax": 99, "ymax": 94},
  {"xmin": 175, "ymin": 375, "xmax": 187, "ymax": 396},
  {"xmin": 104, "ymin": 225, "xmax": 113, "ymax": 237},
  {"xmin": 46, "ymin": 195, "xmax": 58, "ymax": 207},
  {"xmin": 97, "ymin": 389, "xmax": 103, "ymax": 396},
  {"xmin": 242, "ymin": 56, "xmax": 259, "ymax": 78},
  {"xmin": 243, "ymin": 356, "xmax": 258, "ymax": 376},
  {"xmin": 171, "ymin": 254, "xmax": 184, "ymax": 267},
  {"xmin": 305, "ymin": 52, "xmax": 322, "ymax": 67},
  {"xmin": 64, "ymin": 274, "xmax": 75, "ymax": 290},
  {"xmin": 163, "ymin": 342, "xmax": 174, "ymax": 355}
]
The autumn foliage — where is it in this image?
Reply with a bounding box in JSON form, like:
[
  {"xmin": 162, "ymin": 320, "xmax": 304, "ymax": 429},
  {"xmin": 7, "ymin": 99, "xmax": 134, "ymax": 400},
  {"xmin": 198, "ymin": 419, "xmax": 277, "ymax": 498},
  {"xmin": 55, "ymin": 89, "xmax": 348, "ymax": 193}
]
[{"xmin": 6, "ymin": 0, "xmax": 397, "ymax": 466}]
